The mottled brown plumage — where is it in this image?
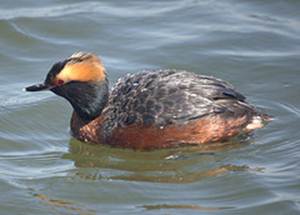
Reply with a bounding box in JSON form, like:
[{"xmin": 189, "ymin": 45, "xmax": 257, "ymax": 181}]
[{"xmin": 25, "ymin": 52, "xmax": 270, "ymax": 150}]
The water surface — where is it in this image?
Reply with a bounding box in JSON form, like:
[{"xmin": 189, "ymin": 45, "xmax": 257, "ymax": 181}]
[{"xmin": 0, "ymin": 1, "xmax": 300, "ymax": 214}]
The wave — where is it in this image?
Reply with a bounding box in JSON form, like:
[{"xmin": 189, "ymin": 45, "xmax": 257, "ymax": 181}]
[{"xmin": 0, "ymin": 1, "xmax": 189, "ymax": 20}]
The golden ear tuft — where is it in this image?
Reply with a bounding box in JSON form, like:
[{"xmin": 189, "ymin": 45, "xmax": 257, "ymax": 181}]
[{"xmin": 56, "ymin": 52, "xmax": 106, "ymax": 83}]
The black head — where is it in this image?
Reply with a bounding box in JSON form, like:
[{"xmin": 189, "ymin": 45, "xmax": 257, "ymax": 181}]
[
  {"xmin": 25, "ymin": 52, "xmax": 109, "ymax": 121},
  {"xmin": 25, "ymin": 52, "xmax": 106, "ymax": 91}
]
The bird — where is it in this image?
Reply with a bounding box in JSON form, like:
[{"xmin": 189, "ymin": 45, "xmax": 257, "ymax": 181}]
[{"xmin": 25, "ymin": 52, "xmax": 270, "ymax": 150}]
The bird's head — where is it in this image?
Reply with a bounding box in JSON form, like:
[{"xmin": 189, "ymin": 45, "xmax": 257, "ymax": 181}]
[{"xmin": 25, "ymin": 52, "xmax": 109, "ymax": 121}]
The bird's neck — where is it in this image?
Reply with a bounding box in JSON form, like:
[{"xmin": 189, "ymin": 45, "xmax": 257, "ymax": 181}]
[{"xmin": 52, "ymin": 80, "xmax": 109, "ymax": 122}]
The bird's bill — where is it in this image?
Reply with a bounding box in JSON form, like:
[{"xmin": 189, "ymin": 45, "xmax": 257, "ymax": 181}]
[{"xmin": 24, "ymin": 83, "xmax": 53, "ymax": 92}]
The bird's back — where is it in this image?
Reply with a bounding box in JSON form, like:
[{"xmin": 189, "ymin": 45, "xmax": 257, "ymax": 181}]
[{"xmin": 101, "ymin": 70, "xmax": 259, "ymax": 136}]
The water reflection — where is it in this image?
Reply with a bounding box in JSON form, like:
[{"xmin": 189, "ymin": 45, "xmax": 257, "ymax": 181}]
[
  {"xmin": 63, "ymin": 138, "xmax": 259, "ymax": 184},
  {"xmin": 33, "ymin": 193, "xmax": 96, "ymax": 215},
  {"xmin": 142, "ymin": 203, "xmax": 233, "ymax": 211}
]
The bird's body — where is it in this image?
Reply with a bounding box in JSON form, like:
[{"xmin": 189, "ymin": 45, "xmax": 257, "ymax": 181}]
[{"xmin": 26, "ymin": 52, "xmax": 270, "ymax": 150}]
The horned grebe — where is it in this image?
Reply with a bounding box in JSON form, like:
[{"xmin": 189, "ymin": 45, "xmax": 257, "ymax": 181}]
[{"xmin": 25, "ymin": 52, "xmax": 270, "ymax": 150}]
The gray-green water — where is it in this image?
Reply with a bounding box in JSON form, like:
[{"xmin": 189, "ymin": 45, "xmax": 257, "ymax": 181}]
[{"xmin": 0, "ymin": 1, "xmax": 299, "ymax": 214}]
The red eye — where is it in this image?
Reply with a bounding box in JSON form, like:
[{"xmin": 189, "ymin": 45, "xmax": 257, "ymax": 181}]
[{"xmin": 57, "ymin": 79, "xmax": 64, "ymax": 85}]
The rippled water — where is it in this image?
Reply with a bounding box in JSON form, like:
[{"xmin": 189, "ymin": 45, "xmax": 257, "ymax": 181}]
[{"xmin": 0, "ymin": 1, "xmax": 300, "ymax": 214}]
